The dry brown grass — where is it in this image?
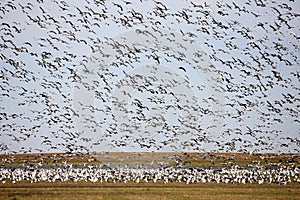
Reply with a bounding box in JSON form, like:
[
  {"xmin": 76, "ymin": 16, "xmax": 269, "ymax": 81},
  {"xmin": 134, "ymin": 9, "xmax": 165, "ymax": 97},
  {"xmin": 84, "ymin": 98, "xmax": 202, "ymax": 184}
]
[
  {"xmin": 1, "ymin": 181, "xmax": 300, "ymax": 200},
  {"xmin": 1, "ymin": 152, "xmax": 299, "ymax": 167},
  {"xmin": 0, "ymin": 152, "xmax": 100, "ymax": 166},
  {"xmin": 1, "ymin": 152, "xmax": 299, "ymax": 199}
]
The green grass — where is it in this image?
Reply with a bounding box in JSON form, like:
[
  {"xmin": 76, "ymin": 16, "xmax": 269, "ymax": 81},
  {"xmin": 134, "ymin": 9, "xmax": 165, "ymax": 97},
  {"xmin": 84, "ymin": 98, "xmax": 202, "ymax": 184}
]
[{"xmin": 1, "ymin": 182, "xmax": 300, "ymax": 200}]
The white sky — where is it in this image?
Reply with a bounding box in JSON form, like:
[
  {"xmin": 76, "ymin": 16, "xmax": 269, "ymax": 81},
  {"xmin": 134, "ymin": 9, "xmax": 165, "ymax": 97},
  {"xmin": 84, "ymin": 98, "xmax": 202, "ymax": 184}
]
[{"xmin": 0, "ymin": 0, "xmax": 299, "ymax": 154}]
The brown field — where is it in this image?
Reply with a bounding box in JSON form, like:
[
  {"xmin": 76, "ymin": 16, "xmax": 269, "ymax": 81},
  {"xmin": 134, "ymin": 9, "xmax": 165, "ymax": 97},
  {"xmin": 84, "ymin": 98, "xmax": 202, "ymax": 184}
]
[
  {"xmin": 1, "ymin": 152, "xmax": 300, "ymax": 199},
  {"xmin": 92, "ymin": 152, "xmax": 300, "ymax": 167},
  {"xmin": 1, "ymin": 181, "xmax": 300, "ymax": 200},
  {"xmin": 1, "ymin": 152, "xmax": 299, "ymax": 167}
]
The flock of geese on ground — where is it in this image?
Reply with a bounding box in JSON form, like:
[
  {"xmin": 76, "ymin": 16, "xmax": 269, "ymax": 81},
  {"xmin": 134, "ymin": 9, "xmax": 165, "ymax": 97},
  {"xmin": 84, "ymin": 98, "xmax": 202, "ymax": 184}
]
[
  {"xmin": 1, "ymin": 164, "xmax": 299, "ymax": 185},
  {"xmin": 0, "ymin": 0, "xmax": 299, "ymax": 153}
]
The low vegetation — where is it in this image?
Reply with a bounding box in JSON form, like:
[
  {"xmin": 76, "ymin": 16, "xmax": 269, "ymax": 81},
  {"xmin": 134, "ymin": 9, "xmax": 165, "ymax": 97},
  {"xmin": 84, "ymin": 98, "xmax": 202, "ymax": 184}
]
[
  {"xmin": 1, "ymin": 181, "xmax": 300, "ymax": 200},
  {"xmin": 1, "ymin": 152, "xmax": 299, "ymax": 200},
  {"xmin": 1, "ymin": 152, "xmax": 299, "ymax": 167}
]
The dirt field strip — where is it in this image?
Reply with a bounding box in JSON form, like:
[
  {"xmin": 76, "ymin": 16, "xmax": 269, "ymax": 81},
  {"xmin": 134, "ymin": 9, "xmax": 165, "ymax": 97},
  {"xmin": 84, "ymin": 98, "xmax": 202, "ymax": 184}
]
[
  {"xmin": 1, "ymin": 152, "xmax": 299, "ymax": 167},
  {"xmin": 1, "ymin": 182, "xmax": 300, "ymax": 200}
]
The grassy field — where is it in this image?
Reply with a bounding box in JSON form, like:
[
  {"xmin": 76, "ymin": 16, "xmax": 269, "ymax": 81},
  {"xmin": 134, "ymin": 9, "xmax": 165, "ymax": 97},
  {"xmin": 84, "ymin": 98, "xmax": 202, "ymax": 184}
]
[
  {"xmin": 92, "ymin": 152, "xmax": 300, "ymax": 167},
  {"xmin": 1, "ymin": 181, "xmax": 300, "ymax": 200},
  {"xmin": 1, "ymin": 152, "xmax": 299, "ymax": 199},
  {"xmin": 0, "ymin": 152, "xmax": 101, "ymax": 167},
  {"xmin": 1, "ymin": 152, "xmax": 299, "ymax": 167}
]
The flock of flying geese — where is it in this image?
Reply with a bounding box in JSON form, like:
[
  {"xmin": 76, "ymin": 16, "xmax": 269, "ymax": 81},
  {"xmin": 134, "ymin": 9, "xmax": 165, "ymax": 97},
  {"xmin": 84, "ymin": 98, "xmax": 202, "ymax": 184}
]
[
  {"xmin": 1, "ymin": 164, "xmax": 299, "ymax": 185},
  {"xmin": 0, "ymin": 0, "xmax": 299, "ymax": 154}
]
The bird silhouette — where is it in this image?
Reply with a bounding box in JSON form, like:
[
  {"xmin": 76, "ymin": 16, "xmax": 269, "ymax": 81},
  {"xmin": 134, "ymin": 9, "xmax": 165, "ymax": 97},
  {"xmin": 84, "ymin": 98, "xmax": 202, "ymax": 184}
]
[{"xmin": 0, "ymin": 0, "xmax": 298, "ymax": 156}]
